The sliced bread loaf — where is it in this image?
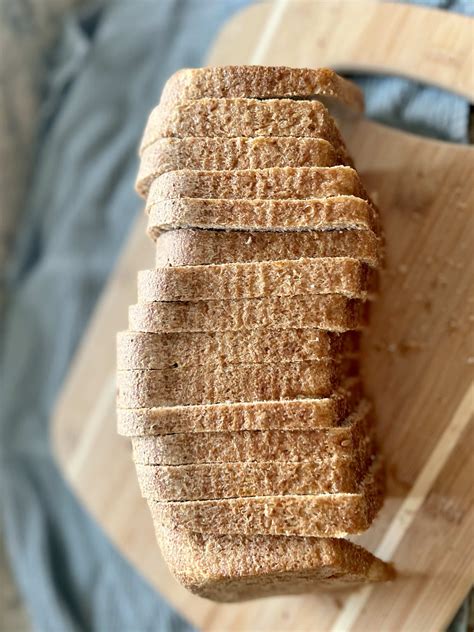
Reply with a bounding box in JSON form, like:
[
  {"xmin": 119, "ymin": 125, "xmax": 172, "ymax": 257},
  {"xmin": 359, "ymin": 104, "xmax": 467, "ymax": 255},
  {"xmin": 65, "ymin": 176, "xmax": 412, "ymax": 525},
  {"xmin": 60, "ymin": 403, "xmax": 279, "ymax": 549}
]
[
  {"xmin": 131, "ymin": 399, "xmax": 374, "ymax": 466},
  {"xmin": 140, "ymin": 98, "xmax": 350, "ymax": 162},
  {"xmin": 117, "ymin": 329, "xmax": 360, "ymax": 370},
  {"xmin": 129, "ymin": 295, "xmax": 369, "ymax": 333},
  {"xmin": 117, "ymin": 378, "xmax": 362, "ymax": 436},
  {"xmin": 147, "ymin": 196, "xmax": 381, "ymax": 236},
  {"xmin": 117, "ymin": 358, "xmax": 358, "ymax": 408},
  {"xmin": 149, "ymin": 456, "xmax": 384, "ymax": 537},
  {"xmin": 154, "ymin": 228, "xmax": 381, "ymax": 268},
  {"xmin": 160, "ymin": 66, "xmax": 364, "ymax": 111},
  {"xmin": 137, "ymin": 257, "xmax": 378, "ymax": 302},
  {"xmin": 137, "ymin": 137, "xmax": 346, "ymax": 197},
  {"xmin": 157, "ymin": 529, "xmax": 394, "ymax": 601}
]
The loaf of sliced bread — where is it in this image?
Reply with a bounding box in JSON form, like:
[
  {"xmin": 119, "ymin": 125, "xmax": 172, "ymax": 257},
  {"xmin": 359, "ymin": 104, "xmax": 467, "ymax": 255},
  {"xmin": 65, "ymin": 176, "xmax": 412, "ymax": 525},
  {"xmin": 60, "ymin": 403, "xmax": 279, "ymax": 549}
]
[
  {"xmin": 117, "ymin": 378, "xmax": 362, "ymax": 436},
  {"xmin": 147, "ymin": 167, "xmax": 368, "ymax": 205},
  {"xmin": 117, "ymin": 329, "xmax": 360, "ymax": 370},
  {"xmin": 132, "ymin": 399, "xmax": 374, "ymax": 465},
  {"xmin": 149, "ymin": 456, "xmax": 384, "ymax": 537},
  {"xmin": 137, "ymin": 137, "xmax": 346, "ymax": 197},
  {"xmin": 154, "ymin": 228, "xmax": 382, "ymax": 269},
  {"xmin": 160, "ymin": 66, "xmax": 364, "ymax": 111},
  {"xmin": 148, "ymin": 199, "xmax": 381, "ymax": 241},
  {"xmin": 140, "ymin": 98, "xmax": 350, "ymax": 162},
  {"xmin": 129, "ymin": 295, "xmax": 369, "ymax": 333},
  {"xmin": 117, "ymin": 357, "xmax": 358, "ymax": 408}
]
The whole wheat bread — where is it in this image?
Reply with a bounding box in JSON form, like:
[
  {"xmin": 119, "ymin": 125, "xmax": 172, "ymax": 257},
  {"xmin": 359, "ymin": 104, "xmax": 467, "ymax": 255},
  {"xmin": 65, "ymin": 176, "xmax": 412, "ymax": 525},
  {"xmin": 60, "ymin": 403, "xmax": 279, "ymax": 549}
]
[
  {"xmin": 157, "ymin": 528, "xmax": 393, "ymax": 601},
  {"xmin": 147, "ymin": 167, "xmax": 368, "ymax": 206},
  {"xmin": 154, "ymin": 228, "xmax": 381, "ymax": 268},
  {"xmin": 117, "ymin": 358, "xmax": 358, "ymax": 408},
  {"xmin": 117, "ymin": 378, "xmax": 362, "ymax": 436},
  {"xmin": 128, "ymin": 295, "xmax": 369, "ymax": 333},
  {"xmin": 137, "ymin": 257, "xmax": 378, "ymax": 302},
  {"xmin": 131, "ymin": 399, "xmax": 374, "ymax": 466},
  {"xmin": 136, "ymin": 450, "xmax": 376, "ymax": 500},
  {"xmin": 117, "ymin": 329, "xmax": 360, "ymax": 370},
  {"xmin": 147, "ymin": 197, "xmax": 381, "ymax": 238},
  {"xmin": 149, "ymin": 456, "xmax": 384, "ymax": 537},
  {"xmin": 140, "ymin": 98, "xmax": 351, "ymax": 162},
  {"xmin": 159, "ymin": 66, "xmax": 364, "ymax": 111},
  {"xmin": 137, "ymin": 137, "xmax": 347, "ymax": 197}
]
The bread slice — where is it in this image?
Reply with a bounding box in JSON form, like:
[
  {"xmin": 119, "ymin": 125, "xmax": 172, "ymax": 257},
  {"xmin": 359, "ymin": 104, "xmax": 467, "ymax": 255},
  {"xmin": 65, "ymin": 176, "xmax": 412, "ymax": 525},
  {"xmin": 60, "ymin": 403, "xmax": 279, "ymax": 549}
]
[
  {"xmin": 117, "ymin": 357, "xmax": 358, "ymax": 408},
  {"xmin": 137, "ymin": 137, "xmax": 347, "ymax": 197},
  {"xmin": 136, "ymin": 444, "xmax": 376, "ymax": 499},
  {"xmin": 136, "ymin": 446, "xmax": 375, "ymax": 500},
  {"xmin": 159, "ymin": 66, "xmax": 364, "ymax": 112},
  {"xmin": 149, "ymin": 456, "xmax": 384, "ymax": 537},
  {"xmin": 131, "ymin": 399, "xmax": 374, "ymax": 466},
  {"xmin": 128, "ymin": 295, "xmax": 369, "ymax": 333},
  {"xmin": 117, "ymin": 329, "xmax": 360, "ymax": 370},
  {"xmin": 154, "ymin": 228, "xmax": 382, "ymax": 269},
  {"xmin": 140, "ymin": 98, "xmax": 350, "ymax": 162},
  {"xmin": 137, "ymin": 257, "xmax": 378, "ymax": 302},
  {"xmin": 156, "ymin": 529, "xmax": 394, "ymax": 601},
  {"xmin": 117, "ymin": 378, "xmax": 362, "ymax": 436},
  {"xmin": 147, "ymin": 197, "xmax": 381, "ymax": 238},
  {"xmin": 146, "ymin": 167, "xmax": 368, "ymax": 206}
]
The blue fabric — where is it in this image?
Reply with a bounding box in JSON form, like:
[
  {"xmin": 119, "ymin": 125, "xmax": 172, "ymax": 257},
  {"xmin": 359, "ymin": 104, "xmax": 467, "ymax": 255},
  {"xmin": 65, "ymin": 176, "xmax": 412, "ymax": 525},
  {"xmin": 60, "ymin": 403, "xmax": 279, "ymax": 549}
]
[{"xmin": 0, "ymin": 0, "xmax": 472, "ymax": 631}]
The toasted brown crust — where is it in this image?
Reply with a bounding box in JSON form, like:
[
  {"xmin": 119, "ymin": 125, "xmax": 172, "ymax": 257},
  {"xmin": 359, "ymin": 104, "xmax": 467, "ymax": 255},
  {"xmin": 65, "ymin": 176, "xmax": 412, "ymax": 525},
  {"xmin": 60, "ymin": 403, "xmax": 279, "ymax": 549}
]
[
  {"xmin": 117, "ymin": 378, "xmax": 362, "ymax": 436},
  {"xmin": 138, "ymin": 257, "xmax": 378, "ymax": 302},
  {"xmin": 128, "ymin": 295, "xmax": 369, "ymax": 333},
  {"xmin": 136, "ymin": 137, "xmax": 347, "ymax": 198},
  {"xmin": 117, "ymin": 358, "xmax": 358, "ymax": 408},
  {"xmin": 154, "ymin": 228, "xmax": 382, "ymax": 269},
  {"xmin": 159, "ymin": 66, "xmax": 364, "ymax": 112},
  {"xmin": 149, "ymin": 457, "xmax": 385, "ymax": 537},
  {"xmin": 147, "ymin": 197, "xmax": 381, "ymax": 237},
  {"xmin": 140, "ymin": 98, "xmax": 351, "ymax": 163},
  {"xmin": 117, "ymin": 329, "xmax": 360, "ymax": 370},
  {"xmin": 131, "ymin": 400, "xmax": 374, "ymax": 466},
  {"xmin": 157, "ymin": 529, "xmax": 394, "ymax": 602},
  {"xmin": 147, "ymin": 167, "xmax": 368, "ymax": 206}
]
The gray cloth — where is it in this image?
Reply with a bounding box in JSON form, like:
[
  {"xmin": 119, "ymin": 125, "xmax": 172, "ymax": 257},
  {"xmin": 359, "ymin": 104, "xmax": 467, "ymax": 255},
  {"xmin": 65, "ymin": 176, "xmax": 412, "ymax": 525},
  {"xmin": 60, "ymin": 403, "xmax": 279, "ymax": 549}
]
[{"xmin": 0, "ymin": 0, "xmax": 471, "ymax": 631}]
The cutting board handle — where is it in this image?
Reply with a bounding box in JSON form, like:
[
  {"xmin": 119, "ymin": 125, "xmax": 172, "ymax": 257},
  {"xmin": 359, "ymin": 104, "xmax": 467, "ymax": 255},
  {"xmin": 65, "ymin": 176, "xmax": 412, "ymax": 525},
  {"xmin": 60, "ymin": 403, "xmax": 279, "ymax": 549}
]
[{"xmin": 207, "ymin": 0, "xmax": 474, "ymax": 102}]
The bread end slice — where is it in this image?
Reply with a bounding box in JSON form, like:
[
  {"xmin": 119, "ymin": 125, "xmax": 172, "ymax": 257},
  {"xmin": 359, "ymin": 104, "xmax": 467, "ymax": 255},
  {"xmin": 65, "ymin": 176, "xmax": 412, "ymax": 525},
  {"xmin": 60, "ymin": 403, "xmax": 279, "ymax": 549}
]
[{"xmin": 157, "ymin": 528, "xmax": 394, "ymax": 602}]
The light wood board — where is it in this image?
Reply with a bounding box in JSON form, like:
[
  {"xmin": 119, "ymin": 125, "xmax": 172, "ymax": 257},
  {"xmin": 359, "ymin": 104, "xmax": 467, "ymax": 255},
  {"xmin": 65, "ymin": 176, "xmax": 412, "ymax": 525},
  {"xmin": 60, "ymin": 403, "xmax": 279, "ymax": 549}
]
[{"xmin": 52, "ymin": 2, "xmax": 474, "ymax": 630}]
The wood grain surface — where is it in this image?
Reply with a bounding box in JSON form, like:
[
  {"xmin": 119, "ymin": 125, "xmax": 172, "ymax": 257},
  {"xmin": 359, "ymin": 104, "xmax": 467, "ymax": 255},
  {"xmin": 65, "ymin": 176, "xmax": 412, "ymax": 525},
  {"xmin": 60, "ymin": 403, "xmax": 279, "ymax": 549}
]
[{"xmin": 52, "ymin": 2, "xmax": 474, "ymax": 630}]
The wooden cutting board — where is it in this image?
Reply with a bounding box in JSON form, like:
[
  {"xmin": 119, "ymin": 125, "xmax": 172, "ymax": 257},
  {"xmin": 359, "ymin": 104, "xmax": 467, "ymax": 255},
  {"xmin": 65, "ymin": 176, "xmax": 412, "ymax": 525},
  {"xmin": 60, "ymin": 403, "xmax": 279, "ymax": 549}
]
[{"xmin": 52, "ymin": 2, "xmax": 474, "ymax": 630}]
